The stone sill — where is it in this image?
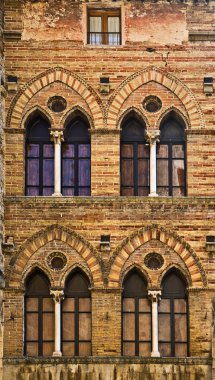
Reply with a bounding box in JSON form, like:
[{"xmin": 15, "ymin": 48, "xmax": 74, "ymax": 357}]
[
  {"xmin": 189, "ymin": 31, "xmax": 215, "ymax": 42},
  {"xmin": 3, "ymin": 356, "xmax": 211, "ymax": 366},
  {"xmin": 4, "ymin": 196, "xmax": 215, "ymax": 206}
]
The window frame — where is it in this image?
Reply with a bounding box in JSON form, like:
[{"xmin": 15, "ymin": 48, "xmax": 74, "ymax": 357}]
[{"xmin": 87, "ymin": 8, "xmax": 121, "ymax": 46}]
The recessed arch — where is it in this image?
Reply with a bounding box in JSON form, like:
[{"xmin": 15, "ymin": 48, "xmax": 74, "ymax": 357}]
[
  {"xmin": 118, "ymin": 106, "xmax": 150, "ymax": 130},
  {"xmin": 22, "ymin": 105, "xmax": 54, "ymax": 130},
  {"xmin": 61, "ymin": 106, "xmax": 94, "ymax": 130},
  {"xmin": 157, "ymin": 106, "xmax": 189, "ymax": 130},
  {"xmin": 159, "ymin": 264, "xmax": 190, "ymax": 289},
  {"xmin": 22, "ymin": 264, "xmax": 54, "ymax": 289},
  {"xmin": 60, "ymin": 263, "xmax": 93, "ymax": 289},
  {"xmin": 8, "ymin": 224, "xmax": 103, "ymax": 288},
  {"xmin": 6, "ymin": 67, "xmax": 103, "ymax": 130},
  {"xmin": 121, "ymin": 263, "xmax": 151, "ymax": 289},
  {"xmin": 108, "ymin": 66, "xmax": 204, "ymax": 129},
  {"xmin": 108, "ymin": 224, "xmax": 207, "ymax": 288}
]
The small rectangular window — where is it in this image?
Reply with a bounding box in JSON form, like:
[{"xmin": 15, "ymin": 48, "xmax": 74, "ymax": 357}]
[{"xmin": 88, "ymin": 9, "xmax": 121, "ymax": 46}]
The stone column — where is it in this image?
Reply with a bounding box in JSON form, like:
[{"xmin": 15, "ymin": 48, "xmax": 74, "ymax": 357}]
[
  {"xmin": 51, "ymin": 290, "xmax": 64, "ymax": 357},
  {"xmin": 50, "ymin": 130, "xmax": 64, "ymax": 197},
  {"xmin": 148, "ymin": 290, "xmax": 161, "ymax": 357},
  {"xmin": 145, "ymin": 130, "xmax": 160, "ymax": 197}
]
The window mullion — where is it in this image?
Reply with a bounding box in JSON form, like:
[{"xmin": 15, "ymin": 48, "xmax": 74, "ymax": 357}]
[
  {"xmin": 169, "ymin": 144, "xmax": 173, "ymax": 196},
  {"xmin": 75, "ymin": 296, "xmax": 79, "ymax": 355},
  {"xmin": 135, "ymin": 297, "xmax": 139, "ymax": 356},
  {"xmin": 38, "ymin": 297, "xmax": 43, "ymax": 356},
  {"xmin": 170, "ymin": 297, "xmax": 175, "ymax": 356},
  {"xmin": 134, "ymin": 143, "xmax": 138, "ymax": 196},
  {"xmin": 74, "ymin": 143, "xmax": 79, "ymax": 196},
  {"xmin": 39, "ymin": 143, "xmax": 43, "ymax": 196}
]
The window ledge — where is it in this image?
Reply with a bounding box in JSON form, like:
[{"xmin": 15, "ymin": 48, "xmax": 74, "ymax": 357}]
[{"xmin": 3, "ymin": 356, "xmax": 211, "ymax": 366}]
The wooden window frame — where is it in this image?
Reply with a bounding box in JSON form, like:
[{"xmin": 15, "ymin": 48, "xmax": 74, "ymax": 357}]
[{"xmin": 87, "ymin": 8, "xmax": 121, "ymax": 45}]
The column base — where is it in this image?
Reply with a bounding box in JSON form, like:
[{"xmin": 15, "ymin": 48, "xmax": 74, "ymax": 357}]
[
  {"xmin": 151, "ymin": 351, "xmax": 160, "ymax": 357},
  {"xmin": 149, "ymin": 193, "xmax": 158, "ymax": 197},
  {"xmin": 52, "ymin": 351, "xmax": 62, "ymax": 357},
  {"xmin": 52, "ymin": 192, "xmax": 62, "ymax": 197}
]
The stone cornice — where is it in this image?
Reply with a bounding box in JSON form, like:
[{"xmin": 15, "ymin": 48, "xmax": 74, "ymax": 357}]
[
  {"xmin": 186, "ymin": 129, "xmax": 215, "ymax": 135},
  {"xmin": 189, "ymin": 31, "xmax": 215, "ymax": 42}
]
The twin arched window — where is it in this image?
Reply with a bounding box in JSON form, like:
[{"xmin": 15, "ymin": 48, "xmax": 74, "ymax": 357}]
[
  {"xmin": 25, "ymin": 269, "xmax": 91, "ymax": 357},
  {"xmin": 25, "ymin": 110, "xmax": 186, "ymax": 197},
  {"xmin": 25, "ymin": 268, "xmax": 188, "ymax": 357},
  {"xmin": 25, "ymin": 113, "xmax": 91, "ymax": 196}
]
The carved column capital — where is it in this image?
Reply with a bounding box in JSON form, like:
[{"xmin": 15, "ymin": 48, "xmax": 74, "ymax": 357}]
[
  {"xmin": 50, "ymin": 130, "xmax": 64, "ymax": 145},
  {"xmin": 50, "ymin": 290, "xmax": 64, "ymax": 303},
  {"xmin": 145, "ymin": 130, "xmax": 160, "ymax": 145},
  {"xmin": 148, "ymin": 290, "xmax": 162, "ymax": 303}
]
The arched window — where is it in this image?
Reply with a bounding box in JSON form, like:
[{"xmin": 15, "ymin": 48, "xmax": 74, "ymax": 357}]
[
  {"xmin": 122, "ymin": 269, "xmax": 151, "ymax": 356},
  {"xmin": 25, "ymin": 114, "xmax": 54, "ymax": 196},
  {"xmin": 157, "ymin": 112, "xmax": 186, "ymax": 196},
  {"xmin": 25, "ymin": 270, "xmax": 54, "ymax": 356},
  {"xmin": 120, "ymin": 114, "xmax": 149, "ymax": 196},
  {"xmin": 62, "ymin": 270, "xmax": 91, "ymax": 356},
  {"xmin": 62, "ymin": 116, "xmax": 91, "ymax": 196},
  {"xmin": 159, "ymin": 270, "xmax": 188, "ymax": 357}
]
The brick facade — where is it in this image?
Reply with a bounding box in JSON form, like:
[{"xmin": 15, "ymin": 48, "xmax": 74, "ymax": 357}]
[{"xmin": 1, "ymin": 0, "xmax": 215, "ymax": 379}]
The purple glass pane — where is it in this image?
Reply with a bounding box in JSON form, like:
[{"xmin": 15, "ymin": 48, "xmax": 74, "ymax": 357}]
[
  {"xmin": 62, "ymin": 144, "xmax": 75, "ymax": 158},
  {"xmin": 78, "ymin": 144, "xmax": 90, "ymax": 158},
  {"xmin": 79, "ymin": 188, "xmax": 90, "ymax": 196},
  {"xmin": 27, "ymin": 144, "xmax": 39, "ymax": 158},
  {"xmin": 43, "ymin": 144, "xmax": 54, "ymax": 158},
  {"xmin": 27, "ymin": 159, "xmax": 39, "ymax": 186},
  {"xmin": 26, "ymin": 187, "xmax": 39, "ymax": 196},
  {"xmin": 62, "ymin": 159, "xmax": 75, "ymax": 186},
  {"xmin": 78, "ymin": 159, "xmax": 90, "ymax": 186},
  {"xmin": 62, "ymin": 188, "xmax": 74, "ymax": 196},
  {"xmin": 43, "ymin": 188, "xmax": 54, "ymax": 196},
  {"xmin": 43, "ymin": 159, "xmax": 54, "ymax": 186}
]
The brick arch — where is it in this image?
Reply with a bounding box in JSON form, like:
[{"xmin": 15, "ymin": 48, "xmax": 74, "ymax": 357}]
[
  {"xmin": 9, "ymin": 224, "xmax": 103, "ymax": 288},
  {"xmin": 108, "ymin": 224, "xmax": 207, "ymax": 288},
  {"xmin": 6, "ymin": 67, "xmax": 103, "ymax": 129},
  {"xmin": 117, "ymin": 106, "xmax": 150, "ymax": 129},
  {"xmin": 21, "ymin": 263, "xmax": 55, "ymax": 289},
  {"xmin": 22, "ymin": 105, "xmax": 55, "ymax": 129},
  {"xmin": 61, "ymin": 105, "xmax": 94, "ymax": 130},
  {"xmin": 108, "ymin": 66, "xmax": 204, "ymax": 129}
]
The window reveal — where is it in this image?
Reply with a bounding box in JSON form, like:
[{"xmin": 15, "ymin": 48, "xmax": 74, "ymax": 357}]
[{"xmin": 88, "ymin": 9, "xmax": 121, "ymax": 45}]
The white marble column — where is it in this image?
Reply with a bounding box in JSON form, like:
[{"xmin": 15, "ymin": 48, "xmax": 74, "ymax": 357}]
[
  {"xmin": 51, "ymin": 290, "xmax": 64, "ymax": 357},
  {"xmin": 148, "ymin": 290, "xmax": 161, "ymax": 357},
  {"xmin": 50, "ymin": 130, "xmax": 64, "ymax": 197},
  {"xmin": 145, "ymin": 130, "xmax": 160, "ymax": 197}
]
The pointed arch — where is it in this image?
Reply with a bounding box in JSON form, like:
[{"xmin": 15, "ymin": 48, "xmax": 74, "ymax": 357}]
[
  {"xmin": 8, "ymin": 224, "xmax": 103, "ymax": 288},
  {"xmin": 60, "ymin": 263, "xmax": 93, "ymax": 289},
  {"xmin": 22, "ymin": 105, "xmax": 54, "ymax": 130},
  {"xmin": 6, "ymin": 67, "xmax": 103, "ymax": 129},
  {"xmin": 22, "ymin": 264, "xmax": 54, "ymax": 289},
  {"xmin": 117, "ymin": 106, "xmax": 150, "ymax": 129},
  {"xmin": 108, "ymin": 66, "xmax": 204, "ymax": 129},
  {"xmin": 157, "ymin": 106, "xmax": 189, "ymax": 130},
  {"xmin": 159, "ymin": 264, "xmax": 190, "ymax": 289},
  {"xmin": 108, "ymin": 224, "xmax": 207, "ymax": 288},
  {"xmin": 121, "ymin": 263, "xmax": 152, "ymax": 288},
  {"xmin": 61, "ymin": 105, "xmax": 94, "ymax": 130}
]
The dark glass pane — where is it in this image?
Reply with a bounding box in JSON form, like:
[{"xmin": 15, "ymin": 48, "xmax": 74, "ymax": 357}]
[
  {"xmin": 121, "ymin": 159, "xmax": 133, "ymax": 186},
  {"xmin": 62, "ymin": 159, "xmax": 75, "ymax": 186},
  {"xmin": 78, "ymin": 188, "xmax": 90, "ymax": 196},
  {"xmin": 78, "ymin": 159, "xmax": 90, "ymax": 186},
  {"xmin": 172, "ymin": 160, "xmax": 184, "ymax": 187},
  {"xmin": 123, "ymin": 271, "xmax": 147, "ymax": 297},
  {"xmin": 43, "ymin": 188, "xmax": 54, "ymax": 196},
  {"xmin": 27, "ymin": 159, "xmax": 39, "ymax": 186},
  {"xmin": 160, "ymin": 118, "xmax": 185, "ymax": 142},
  {"xmin": 26, "ymin": 117, "xmax": 50, "ymax": 140},
  {"xmin": 172, "ymin": 145, "xmax": 184, "ymax": 158},
  {"xmin": 175, "ymin": 315, "xmax": 187, "ymax": 342},
  {"xmin": 139, "ymin": 314, "xmax": 151, "ymax": 341},
  {"xmin": 64, "ymin": 118, "xmax": 89, "ymax": 142},
  {"xmin": 157, "ymin": 160, "xmax": 168, "ymax": 186},
  {"xmin": 123, "ymin": 342, "xmax": 135, "ymax": 356},
  {"xmin": 138, "ymin": 145, "xmax": 149, "ymax": 158},
  {"xmin": 78, "ymin": 144, "xmax": 90, "ymax": 158},
  {"xmin": 43, "ymin": 159, "xmax": 54, "ymax": 186},
  {"xmin": 157, "ymin": 187, "xmax": 168, "ymax": 196},
  {"xmin": 162, "ymin": 272, "xmax": 186, "ymax": 297},
  {"xmin": 138, "ymin": 160, "xmax": 149, "ymax": 186},
  {"xmin": 26, "ymin": 271, "xmax": 50, "ymax": 295},
  {"xmin": 121, "ymin": 187, "xmax": 134, "ymax": 196},
  {"xmin": 65, "ymin": 271, "xmax": 90, "ymax": 295},
  {"xmin": 157, "ymin": 145, "xmax": 168, "ymax": 158},
  {"xmin": 159, "ymin": 314, "xmax": 171, "ymax": 341},
  {"xmin": 62, "ymin": 144, "xmax": 75, "ymax": 158},
  {"xmin": 26, "ymin": 187, "xmax": 39, "ymax": 196},
  {"xmin": 121, "ymin": 144, "xmax": 133, "ymax": 158},
  {"xmin": 27, "ymin": 144, "xmax": 39, "ymax": 158},
  {"xmin": 138, "ymin": 187, "xmax": 149, "ymax": 196},
  {"xmin": 123, "ymin": 313, "xmax": 135, "ymax": 340},
  {"xmin": 159, "ymin": 343, "xmax": 171, "ymax": 357},
  {"xmin": 121, "ymin": 119, "xmax": 145, "ymax": 142},
  {"xmin": 173, "ymin": 187, "xmax": 184, "ymax": 196},
  {"xmin": 62, "ymin": 188, "xmax": 74, "ymax": 196},
  {"xmin": 43, "ymin": 144, "xmax": 54, "ymax": 158}
]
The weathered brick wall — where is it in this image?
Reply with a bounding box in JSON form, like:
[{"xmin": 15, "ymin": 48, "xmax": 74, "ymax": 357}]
[{"xmin": 2, "ymin": 0, "xmax": 215, "ymax": 379}]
